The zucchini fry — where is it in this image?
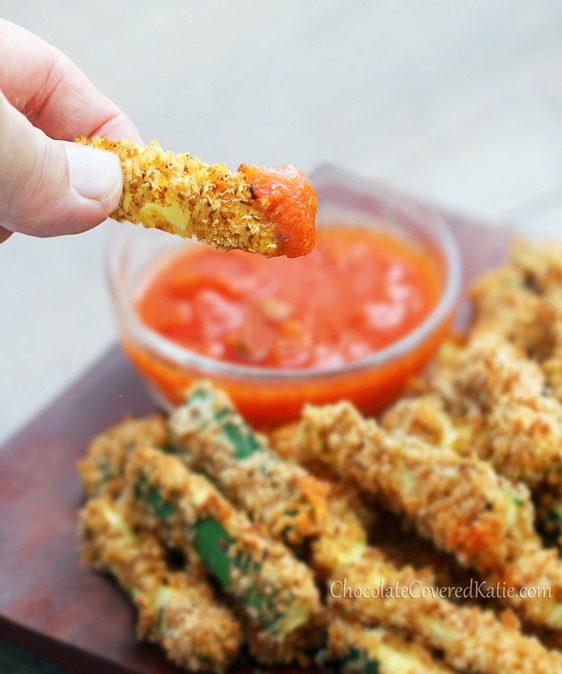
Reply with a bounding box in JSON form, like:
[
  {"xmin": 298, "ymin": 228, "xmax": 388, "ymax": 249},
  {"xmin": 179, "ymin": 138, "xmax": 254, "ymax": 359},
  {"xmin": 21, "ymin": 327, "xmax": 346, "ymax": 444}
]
[
  {"xmin": 324, "ymin": 619, "xmax": 453, "ymax": 674},
  {"xmin": 412, "ymin": 334, "xmax": 562, "ymax": 490},
  {"xmin": 168, "ymin": 383, "xmax": 329, "ymax": 546},
  {"xmin": 79, "ymin": 138, "xmax": 316, "ymax": 258},
  {"xmin": 470, "ymin": 241, "xmax": 562, "ymax": 399},
  {"xmin": 469, "ymin": 265, "xmax": 545, "ymax": 354},
  {"xmin": 384, "ymin": 393, "xmax": 562, "ymax": 550},
  {"xmin": 79, "ymin": 496, "xmax": 242, "ymax": 672},
  {"xmin": 122, "ymin": 445, "xmax": 322, "ymax": 664},
  {"xmin": 78, "ymin": 415, "xmax": 168, "ymax": 498},
  {"xmin": 511, "ymin": 239, "xmax": 562, "ymax": 294},
  {"xmin": 329, "ymin": 548, "xmax": 562, "ymax": 674},
  {"xmin": 296, "ymin": 400, "xmax": 562, "ymax": 631}
]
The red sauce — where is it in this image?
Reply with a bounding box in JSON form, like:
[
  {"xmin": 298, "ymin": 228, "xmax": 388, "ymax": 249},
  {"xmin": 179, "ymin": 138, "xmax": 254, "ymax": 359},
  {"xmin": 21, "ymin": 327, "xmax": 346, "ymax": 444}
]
[
  {"xmin": 137, "ymin": 226, "xmax": 442, "ymax": 370},
  {"xmin": 127, "ymin": 224, "xmax": 452, "ymax": 424},
  {"xmin": 239, "ymin": 163, "xmax": 317, "ymax": 257}
]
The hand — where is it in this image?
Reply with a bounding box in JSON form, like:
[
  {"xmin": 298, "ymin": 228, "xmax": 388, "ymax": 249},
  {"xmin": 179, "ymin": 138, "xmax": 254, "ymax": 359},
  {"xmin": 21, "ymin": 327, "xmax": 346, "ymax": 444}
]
[{"xmin": 0, "ymin": 19, "xmax": 142, "ymax": 244}]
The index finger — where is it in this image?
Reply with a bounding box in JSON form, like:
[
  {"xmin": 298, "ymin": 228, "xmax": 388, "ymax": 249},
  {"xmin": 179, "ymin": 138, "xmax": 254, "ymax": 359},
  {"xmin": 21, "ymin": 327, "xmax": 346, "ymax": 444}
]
[{"xmin": 0, "ymin": 19, "xmax": 142, "ymax": 143}]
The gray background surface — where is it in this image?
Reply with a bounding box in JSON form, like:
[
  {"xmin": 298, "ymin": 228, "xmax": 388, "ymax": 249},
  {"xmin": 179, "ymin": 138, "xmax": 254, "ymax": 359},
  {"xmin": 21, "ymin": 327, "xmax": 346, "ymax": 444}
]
[{"xmin": 2, "ymin": 0, "xmax": 562, "ymax": 670}]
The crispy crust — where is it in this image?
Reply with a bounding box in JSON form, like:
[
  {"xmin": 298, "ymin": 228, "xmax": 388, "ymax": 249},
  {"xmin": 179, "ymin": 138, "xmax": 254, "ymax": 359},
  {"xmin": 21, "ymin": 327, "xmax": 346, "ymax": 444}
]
[
  {"xmin": 410, "ymin": 335, "xmax": 562, "ymax": 490},
  {"xmin": 325, "ymin": 619, "xmax": 454, "ymax": 674},
  {"xmin": 330, "ymin": 550, "xmax": 562, "ymax": 674},
  {"xmin": 296, "ymin": 401, "xmax": 562, "ymax": 630},
  {"xmin": 122, "ymin": 445, "xmax": 322, "ymax": 664},
  {"xmin": 469, "ymin": 240, "xmax": 562, "ymax": 400},
  {"xmin": 168, "ymin": 383, "xmax": 329, "ymax": 546},
  {"xmin": 78, "ymin": 415, "xmax": 168, "ymax": 498},
  {"xmin": 79, "ymin": 497, "xmax": 242, "ymax": 672},
  {"xmin": 307, "ymin": 446, "xmax": 562, "ymax": 673},
  {"xmin": 79, "ymin": 137, "xmax": 316, "ymax": 257}
]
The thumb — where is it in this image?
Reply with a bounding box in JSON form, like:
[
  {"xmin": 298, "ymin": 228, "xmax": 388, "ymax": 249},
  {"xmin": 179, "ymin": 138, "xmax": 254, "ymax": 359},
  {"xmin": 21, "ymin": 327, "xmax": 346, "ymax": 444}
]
[{"xmin": 0, "ymin": 90, "xmax": 123, "ymax": 238}]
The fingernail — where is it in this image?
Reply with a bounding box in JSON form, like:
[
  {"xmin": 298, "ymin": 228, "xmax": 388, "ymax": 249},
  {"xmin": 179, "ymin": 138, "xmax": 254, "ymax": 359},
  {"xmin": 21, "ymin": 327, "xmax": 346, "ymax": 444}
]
[{"xmin": 65, "ymin": 144, "xmax": 122, "ymax": 200}]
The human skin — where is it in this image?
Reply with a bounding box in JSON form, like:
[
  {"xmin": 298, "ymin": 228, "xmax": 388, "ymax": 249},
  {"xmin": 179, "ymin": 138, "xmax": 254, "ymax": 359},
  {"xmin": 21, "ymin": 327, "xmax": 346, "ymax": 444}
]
[{"xmin": 0, "ymin": 19, "xmax": 142, "ymax": 244}]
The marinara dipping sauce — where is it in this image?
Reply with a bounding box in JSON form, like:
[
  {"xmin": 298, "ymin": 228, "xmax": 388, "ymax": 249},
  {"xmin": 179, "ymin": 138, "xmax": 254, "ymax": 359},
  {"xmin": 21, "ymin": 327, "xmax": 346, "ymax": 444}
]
[{"xmin": 126, "ymin": 224, "xmax": 454, "ymax": 425}]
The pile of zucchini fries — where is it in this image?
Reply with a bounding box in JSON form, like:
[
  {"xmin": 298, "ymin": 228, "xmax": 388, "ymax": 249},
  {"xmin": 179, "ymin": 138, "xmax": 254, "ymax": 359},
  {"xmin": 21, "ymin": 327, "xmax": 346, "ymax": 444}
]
[{"xmin": 80, "ymin": 378, "xmax": 562, "ymax": 672}]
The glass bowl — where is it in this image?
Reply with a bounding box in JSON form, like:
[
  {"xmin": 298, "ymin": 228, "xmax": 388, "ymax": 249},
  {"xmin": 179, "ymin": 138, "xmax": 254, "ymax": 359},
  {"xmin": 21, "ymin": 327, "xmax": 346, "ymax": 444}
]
[{"xmin": 107, "ymin": 164, "xmax": 462, "ymax": 426}]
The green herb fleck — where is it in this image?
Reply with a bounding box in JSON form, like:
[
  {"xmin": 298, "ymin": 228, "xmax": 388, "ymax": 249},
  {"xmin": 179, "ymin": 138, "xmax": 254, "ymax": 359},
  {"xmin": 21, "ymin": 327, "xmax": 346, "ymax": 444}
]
[
  {"xmin": 155, "ymin": 607, "xmax": 165, "ymax": 632},
  {"xmin": 134, "ymin": 477, "xmax": 175, "ymax": 520},
  {"xmin": 365, "ymin": 660, "xmax": 381, "ymax": 674},
  {"xmin": 147, "ymin": 486, "xmax": 176, "ymax": 520},
  {"xmin": 134, "ymin": 476, "xmax": 148, "ymax": 501},
  {"xmin": 158, "ymin": 444, "xmax": 180, "ymax": 455},
  {"xmin": 343, "ymin": 647, "xmax": 380, "ymax": 674}
]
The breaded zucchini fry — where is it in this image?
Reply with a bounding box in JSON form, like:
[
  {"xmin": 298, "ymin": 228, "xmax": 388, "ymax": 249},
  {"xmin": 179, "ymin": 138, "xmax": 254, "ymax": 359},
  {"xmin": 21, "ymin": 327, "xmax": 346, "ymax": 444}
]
[
  {"xmin": 329, "ymin": 549, "xmax": 562, "ymax": 674},
  {"xmin": 439, "ymin": 240, "xmax": 562, "ymax": 407},
  {"xmin": 469, "ymin": 265, "xmax": 545, "ymax": 354},
  {"xmin": 511, "ymin": 239, "xmax": 562, "ymax": 294},
  {"xmin": 324, "ymin": 619, "xmax": 454, "ymax": 674},
  {"xmin": 384, "ymin": 393, "xmax": 562, "ymax": 552},
  {"xmin": 79, "ymin": 496, "xmax": 242, "ymax": 672},
  {"xmin": 78, "ymin": 415, "xmax": 168, "ymax": 498},
  {"xmin": 296, "ymin": 400, "xmax": 562, "ymax": 630},
  {"xmin": 168, "ymin": 383, "xmax": 329, "ymax": 546},
  {"xmin": 382, "ymin": 395, "xmax": 477, "ymax": 456},
  {"xmin": 122, "ymin": 445, "xmax": 322, "ymax": 664},
  {"xmin": 469, "ymin": 241, "xmax": 562, "ymax": 399},
  {"xmin": 410, "ymin": 335, "xmax": 562, "ymax": 490},
  {"xmin": 80, "ymin": 138, "xmax": 316, "ymax": 258}
]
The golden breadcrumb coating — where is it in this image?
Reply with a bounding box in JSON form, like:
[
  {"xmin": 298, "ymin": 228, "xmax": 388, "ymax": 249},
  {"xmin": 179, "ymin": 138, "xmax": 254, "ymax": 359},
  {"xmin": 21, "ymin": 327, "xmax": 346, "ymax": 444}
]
[
  {"xmin": 79, "ymin": 497, "xmax": 242, "ymax": 672},
  {"xmin": 329, "ymin": 549, "xmax": 562, "ymax": 674},
  {"xmin": 325, "ymin": 619, "xmax": 455, "ymax": 674},
  {"xmin": 168, "ymin": 386, "xmax": 470, "ymax": 673},
  {"xmin": 296, "ymin": 400, "xmax": 562, "ymax": 630},
  {"xmin": 469, "ymin": 240, "xmax": 562, "ymax": 400},
  {"xmin": 79, "ymin": 137, "xmax": 316, "ymax": 257},
  {"xmin": 122, "ymin": 445, "xmax": 322, "ymax": 664},
  {"xmin": 171, "ymin": 383, "xmax": 561, "ymax": 673},
  {"xmin": 411, "ymin": 334, "xmax": 562, "ymax": 490},
  {"xmin": 511, "ymin": 239, "xmax": 562, "ymax": 294},
  {"xmin": 78, "ymin": 415, "xmax": 168, "ymax": 498},
  {"xmin": 168, "ymin": 383, "xmax": 329, "ymax": 546}
]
